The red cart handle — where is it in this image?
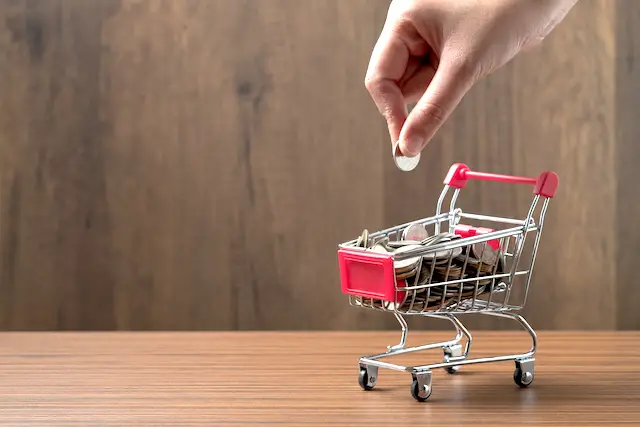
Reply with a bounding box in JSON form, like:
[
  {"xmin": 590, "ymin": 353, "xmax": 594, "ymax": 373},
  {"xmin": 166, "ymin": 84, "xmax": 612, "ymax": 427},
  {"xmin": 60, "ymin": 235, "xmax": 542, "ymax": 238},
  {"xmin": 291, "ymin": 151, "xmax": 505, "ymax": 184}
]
[{"xmin": 443, "ymin": 163, "xmax": 558, "ymax": 198}]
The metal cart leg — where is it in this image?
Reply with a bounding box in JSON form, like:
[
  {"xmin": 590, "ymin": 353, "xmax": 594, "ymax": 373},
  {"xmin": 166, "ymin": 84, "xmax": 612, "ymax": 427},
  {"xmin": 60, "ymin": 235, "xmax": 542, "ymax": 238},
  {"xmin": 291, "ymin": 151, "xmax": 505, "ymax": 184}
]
[
  {"xmin": 433, "ymin": 314, "xmax": 472, "ymax": 374},
  {"xmin": 356, "ymin": 306, "xmax": 537, "ymax": 401},
  {"xmin": 396, "ymin": 312, "xmax": 537, "ymax": 401},
  {"xmin": 357, "ymin": 311, "xmax": 472, "ymax": 396},
  {"xmin": 386, "ymin": 312, "xmax": 472, "ymax": 357},
  {"xmin": 484, "ymin": 311, "xmax": 537, "ymax": 387},
  {"xmin": 363, "ymin": 313, "xmax": 470, "ymax": 364},
  {"xmin": 387, "ymin": 312, "xmax": 408, "ymax": 351},
  {"xmin": 408, "ymin": 313, "xmax": 536, "ymax": 371}
]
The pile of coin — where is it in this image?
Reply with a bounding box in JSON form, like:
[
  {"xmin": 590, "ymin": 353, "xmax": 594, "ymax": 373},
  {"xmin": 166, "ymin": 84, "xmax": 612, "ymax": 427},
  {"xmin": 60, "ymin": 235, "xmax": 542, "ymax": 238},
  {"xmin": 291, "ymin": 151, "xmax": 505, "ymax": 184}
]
[{"xmin": 353, "ymin": 223, "xmax": 505, "ymax": 312}]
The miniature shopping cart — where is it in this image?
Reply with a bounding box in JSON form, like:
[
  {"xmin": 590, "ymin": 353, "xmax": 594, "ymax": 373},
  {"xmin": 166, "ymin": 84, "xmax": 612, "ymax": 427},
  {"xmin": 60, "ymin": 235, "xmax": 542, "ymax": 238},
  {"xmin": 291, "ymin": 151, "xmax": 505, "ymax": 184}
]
[{"xmin": 337, "ymin": 163, "xmax": 558, "ymax": 402}]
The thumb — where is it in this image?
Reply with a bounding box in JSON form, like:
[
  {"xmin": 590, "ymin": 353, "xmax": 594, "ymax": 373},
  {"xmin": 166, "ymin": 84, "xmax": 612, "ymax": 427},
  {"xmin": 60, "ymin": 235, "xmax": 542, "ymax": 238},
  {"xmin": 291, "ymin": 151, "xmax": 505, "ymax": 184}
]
[{"xmin": 398, "ymin": 57, "xmax": 477, "ymax": 157}]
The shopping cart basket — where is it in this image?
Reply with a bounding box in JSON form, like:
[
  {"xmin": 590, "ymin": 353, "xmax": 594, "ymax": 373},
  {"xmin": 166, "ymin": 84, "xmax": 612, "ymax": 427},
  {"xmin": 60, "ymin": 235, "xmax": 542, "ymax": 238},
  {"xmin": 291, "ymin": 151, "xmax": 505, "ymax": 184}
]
[{"xmin": 337, "ymin": 163, "xmax": 558, "ymax": 402}]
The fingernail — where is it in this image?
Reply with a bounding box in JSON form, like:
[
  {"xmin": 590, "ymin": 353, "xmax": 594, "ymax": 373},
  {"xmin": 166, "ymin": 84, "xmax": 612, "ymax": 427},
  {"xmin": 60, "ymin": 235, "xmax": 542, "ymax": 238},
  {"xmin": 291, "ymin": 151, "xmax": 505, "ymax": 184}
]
[{"xmin": 399, "ymin": 136, "xmax": 423, "ymax": 157}]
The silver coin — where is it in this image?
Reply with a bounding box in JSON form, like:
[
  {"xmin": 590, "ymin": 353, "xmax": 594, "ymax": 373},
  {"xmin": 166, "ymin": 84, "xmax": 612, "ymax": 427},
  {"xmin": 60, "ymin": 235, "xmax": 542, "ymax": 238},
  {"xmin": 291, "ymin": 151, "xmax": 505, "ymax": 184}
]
[
  {"xmin": 369, "ymin": 243, "xmax": 389, "ymax": 254},
  {"xmin": 360, "ymin": 229, "xmax": 369, "ymax": 248},
  {"xmin": 392, "ymin": 244, "xmax": 423, "ymax": 270},
  {"xmin": 423, "ymin": 246, "xmax": 463, "ymax": 261},
  {"xmin": 387, "ymin": 240, "xmax": 422, "ymax": 249},
  {"xmin": 421, "ymin": 232, "xmax": 459, "ymax": 246},
  {"xmin": 471, "ymin": 242, "xmax": 498, "ymax": 266},
  {"xmin": 402, "ymin": 223, "xmax": 429, "ymax": 241},
  {"xmin": 371, "ymin": 235, "xmax": 389, "ymax": 248},
  {"xmin": 392, "ymin": 140, "xmax": 420, "ymax": 172}
]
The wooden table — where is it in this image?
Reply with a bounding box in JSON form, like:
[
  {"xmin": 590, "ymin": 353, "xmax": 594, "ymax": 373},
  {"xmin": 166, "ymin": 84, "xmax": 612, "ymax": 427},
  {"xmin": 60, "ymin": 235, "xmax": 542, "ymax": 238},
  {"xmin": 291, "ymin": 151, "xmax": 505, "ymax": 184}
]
[{"xmin": 0, "ymin": 331, "xmax": 637, "ymax": 425}]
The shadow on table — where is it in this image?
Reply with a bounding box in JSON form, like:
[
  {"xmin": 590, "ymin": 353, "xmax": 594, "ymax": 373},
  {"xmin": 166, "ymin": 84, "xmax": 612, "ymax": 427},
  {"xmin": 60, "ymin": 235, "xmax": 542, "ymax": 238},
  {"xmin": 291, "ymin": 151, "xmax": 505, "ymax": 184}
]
[{"xmin": 429, "ymin": 370, "xmax": 637, "ymax": 406}]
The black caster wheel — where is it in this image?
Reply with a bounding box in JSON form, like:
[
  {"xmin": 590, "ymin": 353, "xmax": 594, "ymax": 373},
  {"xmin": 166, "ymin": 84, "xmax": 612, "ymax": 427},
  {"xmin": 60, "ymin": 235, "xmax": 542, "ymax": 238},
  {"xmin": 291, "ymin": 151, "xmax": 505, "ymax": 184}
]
[
  {"xmin": 358, "ymin": 367, "xmax": 375, "ymax": 391},
  {"xmin": 410, "ymin": 377, "xmax": 432, "ymax": 402},
  {"xmin": 445, "ymin": 365, "xmax": 460, "ymax": 375},
  {"xmin": 513, "ymin": 366, "xmax": 534, "ymax": 387},
  {"xmin": 443, "ymin": 344, "xmax": 462, "ymax": 375}
]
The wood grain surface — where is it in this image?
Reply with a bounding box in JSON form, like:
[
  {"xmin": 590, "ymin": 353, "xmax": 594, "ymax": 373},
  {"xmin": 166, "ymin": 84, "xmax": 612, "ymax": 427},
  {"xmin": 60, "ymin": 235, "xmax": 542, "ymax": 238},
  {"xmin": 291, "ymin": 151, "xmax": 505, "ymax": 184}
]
[
  {"xmin": 0, "ymin": 331, "xmax": 638, "ymax": 425},
  {"xmin": 0, "ymin": 0, "xmax": 637, "ymax": 331}
]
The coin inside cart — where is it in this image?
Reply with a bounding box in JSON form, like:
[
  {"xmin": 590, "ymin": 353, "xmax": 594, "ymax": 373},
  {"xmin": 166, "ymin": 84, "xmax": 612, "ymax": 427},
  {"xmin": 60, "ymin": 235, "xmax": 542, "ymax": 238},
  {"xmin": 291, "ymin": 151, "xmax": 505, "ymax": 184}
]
[
  {"xmin": 402, "ymin": 222, "xmax": 429, "ymax": 241},
  {"xmin": 471, "ymin": 241, "xmax": 498, "ymax": 265},
  {"xmin": 369, "ymin": 243, "xmax": 389, "ymax": 254},
  {"xmin": 392, "ymin": 244, "xmax": 423, "ymax": 270}
]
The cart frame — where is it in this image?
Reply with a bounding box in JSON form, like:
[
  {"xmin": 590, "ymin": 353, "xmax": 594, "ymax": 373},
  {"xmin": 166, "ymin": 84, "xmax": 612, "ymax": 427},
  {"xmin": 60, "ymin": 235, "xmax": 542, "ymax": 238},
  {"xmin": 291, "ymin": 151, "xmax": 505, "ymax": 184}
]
[{"xmin": 337, "ymin": 163, "xmax": 558, "ymax": 401}]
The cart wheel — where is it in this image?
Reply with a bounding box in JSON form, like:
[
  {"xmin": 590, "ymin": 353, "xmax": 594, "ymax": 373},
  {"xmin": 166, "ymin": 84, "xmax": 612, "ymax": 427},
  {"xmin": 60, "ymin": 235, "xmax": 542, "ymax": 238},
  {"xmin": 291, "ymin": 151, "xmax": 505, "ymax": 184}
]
[
  {"xmin": 443, "ymin": 344, "xmax": 463, "ymax": 375},
  {"xmin": 445, "ymin": 366, "xmax": 460, "ymax": 374},
  {"xmin": 411, "ymin": 378, "xmax": 431, "ymax": 402},
  {"xmin": 513, "ymin": 367, "xmax": 534, "ymax": 387},
  {"xmin": 358, "ymin": 367, "xmax": 376, "ymax": 391},
  {"xmin": 513, "ymin": 359, "xmax": 534, "ymax": 387}
]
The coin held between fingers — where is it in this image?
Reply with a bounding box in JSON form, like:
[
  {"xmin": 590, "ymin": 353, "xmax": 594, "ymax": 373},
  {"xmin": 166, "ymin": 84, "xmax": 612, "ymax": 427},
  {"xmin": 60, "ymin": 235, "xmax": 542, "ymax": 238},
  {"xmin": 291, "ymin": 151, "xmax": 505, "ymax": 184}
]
[{"xmin": 392, "ymin": 140, "xmax": 420, "ymax": 172}]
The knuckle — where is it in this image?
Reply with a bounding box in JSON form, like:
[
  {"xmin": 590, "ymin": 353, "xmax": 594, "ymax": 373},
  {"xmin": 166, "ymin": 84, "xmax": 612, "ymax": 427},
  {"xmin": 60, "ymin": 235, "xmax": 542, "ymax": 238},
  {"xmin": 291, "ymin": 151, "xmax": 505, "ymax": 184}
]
[
  {"xmin": 364, "ymin": 75, "xmax": 378, "ymax": 92},
  {"xmin": 389, "ymin": 14, "xmax": 414, "ymax": 34},
  {"xmin": 363, "ymin": 77, "xmax": 393, "ymax": 114}
]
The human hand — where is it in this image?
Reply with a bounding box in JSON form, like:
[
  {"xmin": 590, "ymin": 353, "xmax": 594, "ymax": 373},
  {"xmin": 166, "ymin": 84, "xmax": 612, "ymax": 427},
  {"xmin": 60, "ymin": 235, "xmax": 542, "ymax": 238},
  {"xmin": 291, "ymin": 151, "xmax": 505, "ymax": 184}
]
[{"xmin": 365, "ymin": 0, "xmax": 579, "ymax": 157}]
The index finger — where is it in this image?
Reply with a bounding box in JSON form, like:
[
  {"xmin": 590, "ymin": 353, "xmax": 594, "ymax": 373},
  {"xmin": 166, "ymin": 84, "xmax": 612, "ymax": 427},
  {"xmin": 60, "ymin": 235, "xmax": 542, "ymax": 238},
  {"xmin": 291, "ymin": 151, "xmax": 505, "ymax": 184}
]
[{"xmin": 364, "ymin": 27, "xmax": 410, "ymax": 145}]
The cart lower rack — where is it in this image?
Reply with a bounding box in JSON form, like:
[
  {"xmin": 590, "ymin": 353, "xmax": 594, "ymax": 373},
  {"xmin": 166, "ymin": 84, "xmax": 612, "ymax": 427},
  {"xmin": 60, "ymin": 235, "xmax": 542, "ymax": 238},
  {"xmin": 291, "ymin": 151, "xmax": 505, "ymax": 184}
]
[{"xmin": 337, "ymin": 163, "xmax": 558, "ymax": 401}]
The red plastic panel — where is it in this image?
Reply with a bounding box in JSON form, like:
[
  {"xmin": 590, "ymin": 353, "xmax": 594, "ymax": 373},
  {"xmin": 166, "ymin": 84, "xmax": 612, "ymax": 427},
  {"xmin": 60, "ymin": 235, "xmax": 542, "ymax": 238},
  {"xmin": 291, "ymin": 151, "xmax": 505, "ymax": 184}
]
[
  {"xmin": 454, "ymin": 224, "xmax": 500, "ymax": 251},
  {"xmin": 337, "ymin": 248, "xmax": 405, "ymax": 303}
]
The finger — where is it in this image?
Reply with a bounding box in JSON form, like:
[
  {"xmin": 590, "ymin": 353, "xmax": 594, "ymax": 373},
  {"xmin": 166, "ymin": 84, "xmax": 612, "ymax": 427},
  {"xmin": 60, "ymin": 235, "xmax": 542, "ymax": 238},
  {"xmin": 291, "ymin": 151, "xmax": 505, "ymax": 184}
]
[
  {"xmin": 399, "ymin": 62, "xmax": 437, "ymax": 104},
  {"xmin": 398, "ymin": 56, "xmax": 423, "ymax": 89},
  {"xmin": 364, "ymin": 28, "xmax": 411, "ymax": 144},
  {"xmin": 398, "ymin": 57, "xmax": 477, "ymax": 157}
]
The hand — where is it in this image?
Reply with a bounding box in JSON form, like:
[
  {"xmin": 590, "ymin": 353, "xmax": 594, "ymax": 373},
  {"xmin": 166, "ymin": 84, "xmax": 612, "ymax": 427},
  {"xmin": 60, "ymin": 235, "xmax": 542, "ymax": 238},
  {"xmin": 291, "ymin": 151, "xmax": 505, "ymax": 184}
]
[{"xmin": 365, "ymin": 0, "xmax": 579, "ymax": 157}]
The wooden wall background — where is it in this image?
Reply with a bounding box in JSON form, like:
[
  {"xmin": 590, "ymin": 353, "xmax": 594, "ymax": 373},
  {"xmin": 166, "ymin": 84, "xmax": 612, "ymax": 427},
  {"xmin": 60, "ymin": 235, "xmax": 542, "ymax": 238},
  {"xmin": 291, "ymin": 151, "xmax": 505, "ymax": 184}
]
[{"xmin": 0, "ymin": 0, "xmax": 638, "ymax": 331}]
